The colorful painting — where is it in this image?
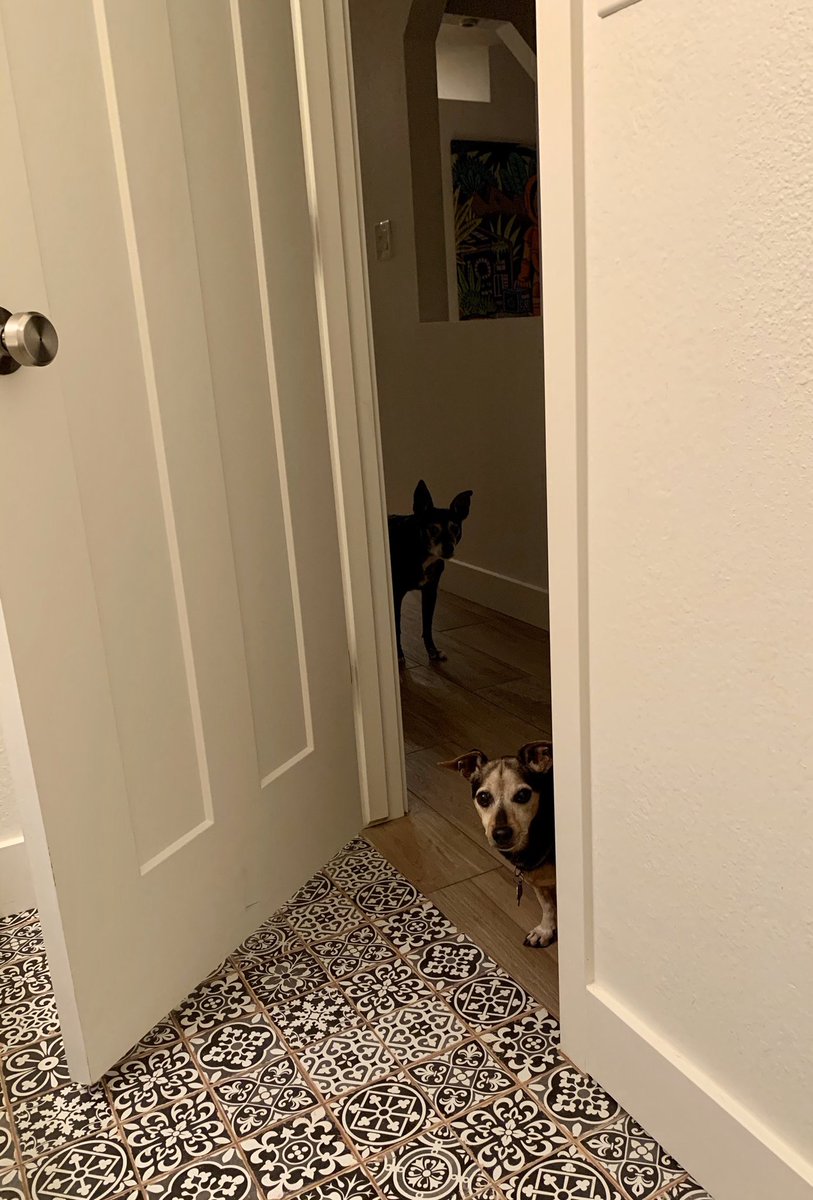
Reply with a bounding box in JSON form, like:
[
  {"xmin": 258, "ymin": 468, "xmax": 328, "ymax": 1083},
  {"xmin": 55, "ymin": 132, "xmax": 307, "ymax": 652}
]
[{"xmin": 451, "ymin": 139, "xmax": 540, "ymax": 321}]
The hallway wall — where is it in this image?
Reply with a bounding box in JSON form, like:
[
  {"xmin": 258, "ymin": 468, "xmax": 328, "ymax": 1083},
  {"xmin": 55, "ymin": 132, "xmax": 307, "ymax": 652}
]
[
  {"xmin": 581, "ymin": 0, "xmax": 813, "ymax": 1179},
  {"xmin": 349, "ymin": 1, "xmax": 548, "ymax": 626}
]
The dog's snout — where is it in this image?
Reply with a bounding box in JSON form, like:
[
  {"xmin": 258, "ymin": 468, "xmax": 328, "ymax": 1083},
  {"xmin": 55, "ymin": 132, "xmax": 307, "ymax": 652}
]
[{"xmin": 491, "ymin": 826, "xmax": 514, "ymax": 847}]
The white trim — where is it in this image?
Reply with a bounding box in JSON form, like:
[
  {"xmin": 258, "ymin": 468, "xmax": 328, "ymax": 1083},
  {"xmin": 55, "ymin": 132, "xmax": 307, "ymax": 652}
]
[
  {"xmin": 443, "ymin": 559, "xmax": 549, "ymax": 629},
  {"xmin": 0, "ymin": 836, "xmax": 34, "ymax": 918},
  {"xmin": 291, "ymin": 0, "xmax": 406, "ymax": 825},
  {"xmin": 495, "ymin": 22, "xmax": 537, "ymax": 83},
  {"xmin": 540, "ymin": 3, "xmax": 813, "ymax": 1197},
  {"xmin": 598, "ymin": 0, "xmax": 644, "ymax": 17}
]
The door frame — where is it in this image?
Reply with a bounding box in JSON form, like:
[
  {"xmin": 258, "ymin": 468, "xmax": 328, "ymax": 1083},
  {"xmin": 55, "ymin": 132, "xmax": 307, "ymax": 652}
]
[{"xmin": 290, "ymin": 0, "xmax": 407, "ymax": 827}]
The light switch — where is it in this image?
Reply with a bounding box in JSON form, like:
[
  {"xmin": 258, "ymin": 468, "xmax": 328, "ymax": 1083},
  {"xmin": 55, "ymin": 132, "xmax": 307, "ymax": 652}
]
[{"xmin": 375, "ymin": 219, "xmax": 392, "ymax": 261}]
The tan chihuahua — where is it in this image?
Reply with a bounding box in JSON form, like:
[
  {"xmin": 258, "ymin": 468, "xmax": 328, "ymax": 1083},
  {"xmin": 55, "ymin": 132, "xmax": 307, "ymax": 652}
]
[{"xmin": 440, "ymin": 742, "xmax": 556, "ymax": 947}]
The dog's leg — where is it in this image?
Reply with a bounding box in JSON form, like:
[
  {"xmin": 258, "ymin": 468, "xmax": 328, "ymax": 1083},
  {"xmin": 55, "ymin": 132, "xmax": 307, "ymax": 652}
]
[
  {"xmin": 394, "ymin": 588, "xmax": 406, "ymax": 668},
  {"xmin": 525, "ymin": 885, "xmax": 557, "ymax": 948},
  {"xmin": 421, "ymin": 563, "xmax": 445, "ymax": 661}
]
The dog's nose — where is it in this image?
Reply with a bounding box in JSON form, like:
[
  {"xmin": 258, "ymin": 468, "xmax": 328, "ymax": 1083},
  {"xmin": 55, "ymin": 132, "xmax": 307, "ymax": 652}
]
[{"xmin": 492, "ymin": 827, "xmax": 514, "ymax": 847}]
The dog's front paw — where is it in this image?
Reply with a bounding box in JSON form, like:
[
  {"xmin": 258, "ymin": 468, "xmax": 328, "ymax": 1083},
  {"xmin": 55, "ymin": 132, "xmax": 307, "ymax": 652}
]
[
  {"xmin": 426, "ymin": 645, "xmax": 447, "ymax": 663},
  {"xmin": 524, "ymin": 923, "xmax": 557, "ymax": 949}
]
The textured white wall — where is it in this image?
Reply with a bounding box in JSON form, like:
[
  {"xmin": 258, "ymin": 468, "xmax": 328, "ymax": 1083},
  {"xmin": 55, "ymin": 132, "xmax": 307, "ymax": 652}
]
[
  {"xmin": 584, "ymin": 0, "xmax": 813, "ymax": 1162},
  {"xmin": 350, "ymin": 1, "xmax": 547, "ymax": 609}
]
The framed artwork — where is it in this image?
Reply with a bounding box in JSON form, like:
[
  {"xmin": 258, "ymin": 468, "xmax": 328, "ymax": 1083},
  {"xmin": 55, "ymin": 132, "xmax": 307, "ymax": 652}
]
[{"xmin": 451, "ymin": 139, "xmax": 540, "ymax": 320}]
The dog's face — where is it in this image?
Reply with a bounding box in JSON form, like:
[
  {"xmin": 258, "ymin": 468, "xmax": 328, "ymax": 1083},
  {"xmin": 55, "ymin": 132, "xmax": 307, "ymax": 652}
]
[
  {"xmin": 440, "ymin": 742, "xmax": 553, "ymax": 854},
  {"xmin": 413, "ymin": 480, "xmax": 472, "ymax": 561}
]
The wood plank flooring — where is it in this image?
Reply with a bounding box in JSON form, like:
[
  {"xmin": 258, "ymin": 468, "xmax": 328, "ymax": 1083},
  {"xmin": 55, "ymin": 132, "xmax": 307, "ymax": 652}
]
[{"xmin": 365, "ymin": 589, "xmax": 559, "ymax": 1016}]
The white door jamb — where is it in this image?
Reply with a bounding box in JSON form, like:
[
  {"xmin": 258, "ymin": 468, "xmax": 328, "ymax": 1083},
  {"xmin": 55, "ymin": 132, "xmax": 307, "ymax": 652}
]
[{"xmin": 290, "ymin": 0, "xmax": 406, "ymax": 826}]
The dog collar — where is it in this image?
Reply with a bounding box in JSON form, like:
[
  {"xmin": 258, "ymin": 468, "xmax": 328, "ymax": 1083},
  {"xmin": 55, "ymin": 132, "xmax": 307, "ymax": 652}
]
[{"xmin": 508, "ymin": 843, "xmax": 554, "ymax": 906}]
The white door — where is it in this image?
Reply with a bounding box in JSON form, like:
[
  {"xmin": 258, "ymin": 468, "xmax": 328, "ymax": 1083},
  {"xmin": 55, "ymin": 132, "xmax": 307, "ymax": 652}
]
[
  {"xmin": 0, "ymin": 1, "xmax": 363, "ymax": 1083},
  {"xmin": 542, "ymin": 3, "xmax": 813, "ymax": 1199}
]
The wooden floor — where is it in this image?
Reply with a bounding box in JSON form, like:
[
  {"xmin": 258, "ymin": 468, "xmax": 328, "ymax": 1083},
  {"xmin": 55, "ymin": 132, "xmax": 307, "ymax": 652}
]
[{"xmin": 365, "ymin": 589, "xmax": 559, "ymax": 1017}]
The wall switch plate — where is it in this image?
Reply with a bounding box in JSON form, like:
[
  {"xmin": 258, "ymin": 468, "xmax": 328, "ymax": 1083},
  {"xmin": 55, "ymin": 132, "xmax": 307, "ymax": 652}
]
[{"xmin": 375, "ymin": 219, "xmax": 392, "ymax": 260}]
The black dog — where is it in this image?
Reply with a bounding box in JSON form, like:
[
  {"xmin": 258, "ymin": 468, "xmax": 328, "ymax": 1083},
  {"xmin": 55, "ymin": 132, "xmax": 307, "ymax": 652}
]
[{"xmin": 388, "ymin": 480, "xmax": 473, "ymax": 666}]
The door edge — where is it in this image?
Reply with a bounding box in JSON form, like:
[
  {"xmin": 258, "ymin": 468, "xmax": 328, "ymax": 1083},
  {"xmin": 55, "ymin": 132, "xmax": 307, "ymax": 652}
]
[{"xmin": 290, "ymin": 0, "xmax": 407, "ymax": 828}]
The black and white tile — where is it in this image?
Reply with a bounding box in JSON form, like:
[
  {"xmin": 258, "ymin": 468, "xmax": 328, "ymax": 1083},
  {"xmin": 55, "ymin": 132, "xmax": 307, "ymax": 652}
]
[
  {"xmin": 354, "ymin": 877, "xmax": 421, "ymax": 918},
  {"xmin": 483, "ymin": 1009, "xmax": 560, "ymax": 1083},
  {"xmin": 335, "ymin": 1078, "xmax": 433, "ymax": 1157},
  {"xmin": 529, "ymin": 1064, "xmax": 621, "ymax": 1137},
  {"xmin": 297, "ymin": 1166, "xmax": 379, "ymax": 1199},
  {"xmin": 105, "ymin": 1044, "xmax": 203, "ymax": 1119},
  {"xmin": 452, "ymin": 1088, "xmax": 567, "ymax": 1181},
  {"xmin": 408, "ymin": 936, "xmax": 495, "ymax": 990},
  {"xmin": 370, "ymin": 997, "xmax": 469, "ymax": 1066},
  {"xmin": 375, "ymin": 901, "xmax": 457, "ymax": 953},
  {"xmin": 340, "ymin": 958, "xmax": 433, "ymax": 1019},
  {"xmin": 0, "ymin": 957, "xmax": 51, "ymax": 1009},
  {"xmin": 144, "ymin": 1147, "xmax": 260, "ymax": 1199},
  {"xmin": 0, "ymin": 1177, "xmax": 26, "ymax": 1200},
  {"xmin": 268, "ymin": 988, "xmax": 360, "ymax": 1053},
  {"xmin": 0, "ymin": 910, "xmax": 36, "ymax": 934},
  {"xmin": 233, "ymin": 920, "xmax": 303, "ymax": 963},
  {"xmin": 240, "ymin": 952, "xmax": 329, "ymax": 1007},
  {"xmin": 0, "ymin": 926, "xmax": 44, "ymax": 969},
  {"xmin": 1, "ymin": 1036, "xmax": 70, "ymax": 1103},
  {"xmin": 242, "ymin": 1107, "xmax": 355, "ymax": 1197},
  {"xmin": 174, "ymin": 971, "xmax": 256, "ymax": 1038},
  {"xmin": 122, "ymin": 1092, "xmax": 230, "ymax": 1181},
  {"xmin": 286, "ymin": 874, "xmax": 336, "ymax": 909},
  {"xmin": 581, "ymin": 1113, "xmax": 685, "ymax": 1199},
  {"xmin": 323, "ymin": 849, "xmax": 397, "ymax": 894},
  {"xmin": 449, "ymin": 972, "xmax": 534, "ymax": 1030},
  {"xmin": 409, "ymin": 1040, "xmax": 514, "ymax": 1120},
  {"xmin": 25, "ymin": 1132, "xmax": 139, "ymax": 1200},
  {"xmin": 1, "ymin": 1113, "xmax": 20, "ymax": 1196},
  {"xmin": 215, "ymin": 1057, "xmax": 319, "ymax": 1138},
  {"xmin": 190, "ymin": 1016, "xmax": 285, "ymax": 1084},
  {"xmin": 660, "ymin": 1178, "xmax": 713, "ymax": 1200},
  {"xmin": 0, "ymin": 994, "xmax": 60, "ymax": 1053},
  {"xmin": 300, "ymin": 1026, "xmax": 397, "ymax": 1100},
  {"xmin": 11, "ymin": 1081, "xmax": 112, "ymax": 1160},
  {"xmin": 129, "ymin": 1020, "xmax": 181, "ymax": 1056},
  {"xmin": 368, "ymin": 1125, "xmax": 491, "ymax": 1200},
  {"xmin": 282, "ymin": 897, "xmax": 363, "ymax": 942},
  {"xmin": 0, "ymin": 838, "xmax": 706, "ymax": 1200},
  {"xmin": 309, "ymin": 926, "xmax": 391, "ymax": 980},
  {"xmin": 501, "ymin": 1144, "xmax": 624, "ymax": 1199}
]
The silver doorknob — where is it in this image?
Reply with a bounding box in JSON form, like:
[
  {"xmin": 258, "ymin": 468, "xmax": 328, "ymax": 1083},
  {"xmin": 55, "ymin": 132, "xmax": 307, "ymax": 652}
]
[{"xmin": 0, "ymin": 307, "xmax": 59, "ymax": 374}]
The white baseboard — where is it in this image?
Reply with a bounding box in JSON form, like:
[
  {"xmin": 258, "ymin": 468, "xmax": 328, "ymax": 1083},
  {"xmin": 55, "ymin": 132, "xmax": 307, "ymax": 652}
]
[
  {"xmin": 443, "ymin": 559, "xmax": 549, "ymax": 629},
  {"xmin": 579, "ymin": 985, "xmax": 813, "ymax": 1200},
  {"xmin": 0, "ymin": 836, "xmax": 34, "ymax": 918}
]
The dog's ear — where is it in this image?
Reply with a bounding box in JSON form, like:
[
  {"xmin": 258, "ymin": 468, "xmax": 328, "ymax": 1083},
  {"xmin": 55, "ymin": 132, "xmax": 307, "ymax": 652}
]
[
  {"xmin": 517, "ymin": 741, "xmax": 553, "ymax": 774},
  {"xmin": 450, "ymin": 490, "xmax": 473, "ymax": 521},
  {"xmin": 438, "ymin": 749, "xmax": 488, "ymax": 782},
  {"xmin": 413, "ymin": 480, "xmax": 434, "ymax": 518}
]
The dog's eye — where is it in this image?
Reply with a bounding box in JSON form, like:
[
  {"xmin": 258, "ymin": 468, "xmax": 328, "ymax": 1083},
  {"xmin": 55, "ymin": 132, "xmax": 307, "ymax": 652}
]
[
  {"xmin": 514, "ymin": 788, "xmax": 533, "ymax": 805},
  {"xmin": 475, "ymin": 790, "xmax": 493, "ymax": 808}
]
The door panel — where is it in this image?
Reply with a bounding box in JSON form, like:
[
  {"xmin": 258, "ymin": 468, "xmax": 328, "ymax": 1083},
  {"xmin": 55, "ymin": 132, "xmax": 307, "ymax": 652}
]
[
  {"xmin": 541, "ymin": 3, "xmax": 813, "ymax": 1197},
  {"xmin": 0, "ymin": 0, "xmax": 361, "ymax": 1081}
]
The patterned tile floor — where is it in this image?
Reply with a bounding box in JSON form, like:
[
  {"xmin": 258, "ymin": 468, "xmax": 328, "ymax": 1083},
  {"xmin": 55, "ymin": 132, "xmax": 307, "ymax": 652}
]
[{"xmin": 0, "ymin": 837, "xmax": 713, "ymax": 1200}]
